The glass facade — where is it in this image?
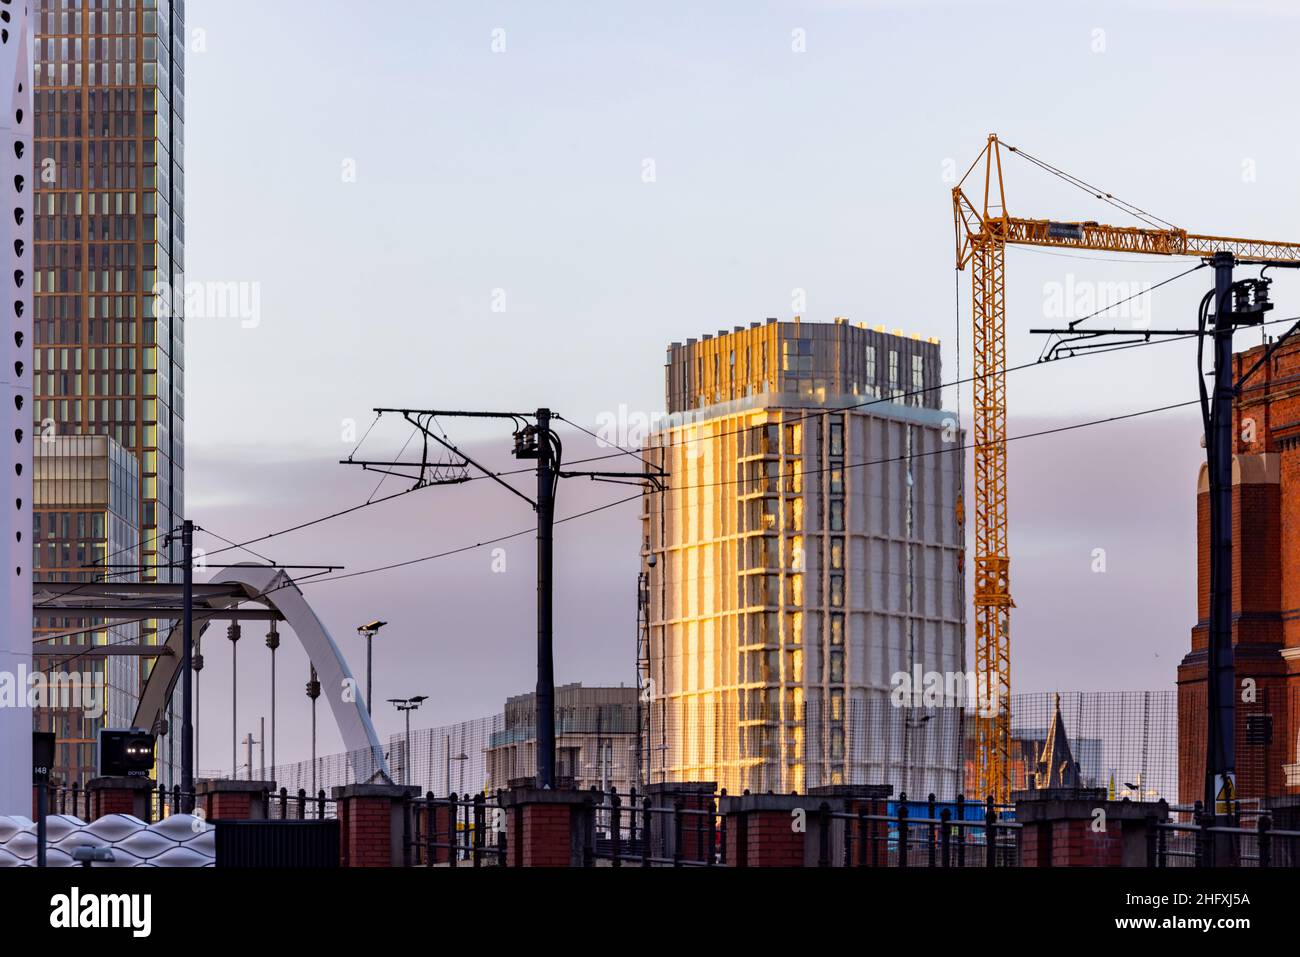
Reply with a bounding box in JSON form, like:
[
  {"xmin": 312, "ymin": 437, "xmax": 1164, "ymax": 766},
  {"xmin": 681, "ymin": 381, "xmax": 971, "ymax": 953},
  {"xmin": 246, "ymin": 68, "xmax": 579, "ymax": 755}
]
[
  {"xmin": 32, "ymin": 435, "xmax": 141, "ymax": 788},
  {"xmin": 665, "ymin": 318, "xmax": 942, "ymax": 413},
  {"xmin": 33, "ymin": 0, "xmax": 186, "ymax": 784}
]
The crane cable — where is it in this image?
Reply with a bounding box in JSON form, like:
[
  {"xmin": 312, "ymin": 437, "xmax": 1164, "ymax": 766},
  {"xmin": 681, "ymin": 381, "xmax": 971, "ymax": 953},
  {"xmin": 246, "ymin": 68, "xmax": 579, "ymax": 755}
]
[{"xmin": 1001, "ymin": 140, "xmax": 1180, "ymax": 232}]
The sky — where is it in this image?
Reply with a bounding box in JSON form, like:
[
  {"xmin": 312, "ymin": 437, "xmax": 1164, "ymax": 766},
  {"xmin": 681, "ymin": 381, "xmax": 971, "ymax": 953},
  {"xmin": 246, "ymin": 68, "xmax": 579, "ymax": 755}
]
[{"xmin": 177, "ymin": 0, "xmax": 1300, "ymax": 771}]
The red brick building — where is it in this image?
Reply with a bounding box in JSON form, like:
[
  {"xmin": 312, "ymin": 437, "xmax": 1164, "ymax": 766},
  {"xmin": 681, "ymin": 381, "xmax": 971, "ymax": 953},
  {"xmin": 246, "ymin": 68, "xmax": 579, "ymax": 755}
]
[{"xmin": 1178, "ymin": 339, "xmax": 1300, "ymax": 804}]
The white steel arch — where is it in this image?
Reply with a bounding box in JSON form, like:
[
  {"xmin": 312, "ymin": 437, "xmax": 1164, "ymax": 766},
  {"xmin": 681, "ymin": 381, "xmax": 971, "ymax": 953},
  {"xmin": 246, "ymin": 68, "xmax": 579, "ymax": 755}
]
[{"xmin": 133, "ymin": 565, "xmax": 390, "ymax": 783}]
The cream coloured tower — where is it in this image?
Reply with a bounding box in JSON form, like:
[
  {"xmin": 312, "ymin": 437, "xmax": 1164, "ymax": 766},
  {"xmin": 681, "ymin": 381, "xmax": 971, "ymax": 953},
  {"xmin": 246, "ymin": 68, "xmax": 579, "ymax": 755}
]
[{"xmin": 641, "ymin": 318, "xmax": 967, "ymax": 796}]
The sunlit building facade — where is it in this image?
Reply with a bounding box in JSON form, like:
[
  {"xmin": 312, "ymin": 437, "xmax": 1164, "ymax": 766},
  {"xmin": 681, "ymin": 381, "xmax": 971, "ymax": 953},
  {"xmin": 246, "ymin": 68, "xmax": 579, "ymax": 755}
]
[
  {"xmin": 32, "ymin": 0, "xmax": 186, "ymax": 783},
  {"xmin": 641, "ymin": 318, "xmax": 966, "ymax": 795}
]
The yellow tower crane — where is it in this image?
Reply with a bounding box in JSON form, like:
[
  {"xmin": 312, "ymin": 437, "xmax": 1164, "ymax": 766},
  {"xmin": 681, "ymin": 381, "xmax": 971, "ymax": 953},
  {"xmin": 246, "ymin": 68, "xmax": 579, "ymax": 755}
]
[{"xmin": 952, "ymin": 133, "xmax": 1300, "ymax": 804}]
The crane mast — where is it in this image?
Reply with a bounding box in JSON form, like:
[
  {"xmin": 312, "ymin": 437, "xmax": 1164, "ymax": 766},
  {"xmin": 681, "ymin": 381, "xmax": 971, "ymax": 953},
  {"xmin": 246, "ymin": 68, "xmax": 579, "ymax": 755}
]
[{"xmin": 952, "ymin": 134, "xmax": 1300, "ymax": 805}]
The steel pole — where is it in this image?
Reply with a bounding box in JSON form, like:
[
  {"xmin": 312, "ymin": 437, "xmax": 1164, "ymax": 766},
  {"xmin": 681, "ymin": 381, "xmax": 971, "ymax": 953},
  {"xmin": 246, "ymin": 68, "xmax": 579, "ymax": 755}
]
[
  {"xmin": 1206, "ymin": 252, "xmax": 1237, "ymax": 820},
  {"xmin": 180, "ymin": 521, "xmax": 194, "ymax": 811},
  {"xmin": 231, "ymin": 631, "xmax": 238, "ymax": 779},
  {"xmin": 536, "ymin": 408, "xmax": 556, "ymax": 789},
  {"xmin": 403, "ymin": 708, "xmax": 410, "ymax": 786},
  {"xmin": 310, "ymin": 668, "xmax": 318, "ymax": 796},
  {"xmin": 267, "ymin": 624, "xmax": 278, "ymax": 775},
  {"xmin": 36, "ymin": 783, "xmax": 46, "ymax": 868},
  {"xmin": 270, "ymin": 651, "xmax": 275, "ymax": 771}
]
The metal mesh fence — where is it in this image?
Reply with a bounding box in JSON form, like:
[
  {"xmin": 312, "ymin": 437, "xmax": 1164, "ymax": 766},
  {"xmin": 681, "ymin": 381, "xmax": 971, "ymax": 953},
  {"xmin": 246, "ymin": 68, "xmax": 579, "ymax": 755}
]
[
  {"xmin": 644, "ymin": 690, "xmax": 1179, "ymax": 801},
  {"xmin": 1009, "ymin": 691, "xmax": 1177, "ymax": 801},
  {"xmin": 255, "ymin": 690, "xmax": 1179, "ymax": 803},
  {"xmin": 391, "ymin": 714, "xmax": 504, "ymax": 796}
]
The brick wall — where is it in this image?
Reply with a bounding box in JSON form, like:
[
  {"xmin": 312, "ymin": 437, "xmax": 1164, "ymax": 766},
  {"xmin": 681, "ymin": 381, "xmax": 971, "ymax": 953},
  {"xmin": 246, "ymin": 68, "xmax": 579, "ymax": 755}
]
[
  {"xmin": 512, "ymin": 803, "xmax": 574, "ymax": 867},
  {"xmin": 339, "ymin": 796, "xmax": 396, "ymax": 867},
  {"xmin": 1177, "ymin": 340, "xmax": 1300, "ymax": 803},
  {"xmin": 725, "ymin": 809, "xmax": 805, "ymax": 867}
]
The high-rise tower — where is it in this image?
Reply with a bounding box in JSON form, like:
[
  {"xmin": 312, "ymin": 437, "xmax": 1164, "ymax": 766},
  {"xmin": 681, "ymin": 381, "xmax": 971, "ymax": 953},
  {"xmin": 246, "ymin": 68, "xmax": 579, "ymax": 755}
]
[
  {"xmin": 641, "ymin": 318, "xmax": 967, "ymax": 795},
  {"xmin": 31, "ymin": 0, "xmax": 186, "ymax": 783}
]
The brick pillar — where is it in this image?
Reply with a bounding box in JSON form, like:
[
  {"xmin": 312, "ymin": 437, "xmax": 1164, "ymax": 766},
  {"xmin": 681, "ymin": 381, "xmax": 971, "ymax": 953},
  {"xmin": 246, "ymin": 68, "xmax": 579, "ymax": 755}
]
[
  {"xmin": 196, "ymin": 779, "xmax": 274, "ymax": 821},
  {"xmin": 333, "ymin": 783, "xmax": 420, "ymax": 867},
  {"xmin": 721, "ymin": 793, "xmax": 843, "ymax": 867},
  {"xmin": 645, "ymin": 781, "xmax": 717, "ymax": 864},
  {"xmin": 85, "ymin": 777, "xmax": 153, "ymax": 820},
  {"xmin": 500, "ymin": 786, "xmax": 595, "ymax": 867},
  {"xmin": 1014, "ymin": 788, "xmax": 1168, "ymax": 867}
]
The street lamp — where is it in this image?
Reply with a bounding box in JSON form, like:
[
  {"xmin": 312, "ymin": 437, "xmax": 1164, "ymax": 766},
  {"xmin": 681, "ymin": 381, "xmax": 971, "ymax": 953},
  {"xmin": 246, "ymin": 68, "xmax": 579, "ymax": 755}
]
[
  {"xmin": 356, "ymin": 620, "xmax": 387, "ymax": 716},
  {"xmin": 387, "ymin": 695, "xmax": 427, "ymax": 786}
]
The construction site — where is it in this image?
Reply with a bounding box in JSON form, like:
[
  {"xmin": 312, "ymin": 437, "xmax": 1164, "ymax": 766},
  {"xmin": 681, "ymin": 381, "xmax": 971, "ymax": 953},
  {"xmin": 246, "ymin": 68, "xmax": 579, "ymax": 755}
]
[{"xmin": 625, "ymin": 133, "xmax": 1300, "ymax": 847}]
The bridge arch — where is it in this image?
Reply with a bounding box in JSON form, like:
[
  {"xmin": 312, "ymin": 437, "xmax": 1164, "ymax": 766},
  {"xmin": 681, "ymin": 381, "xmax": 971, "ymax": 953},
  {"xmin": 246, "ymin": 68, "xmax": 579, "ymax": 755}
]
[{"xmin": 133, "ymin": 564, "xmax": 389, "ymax": 782}]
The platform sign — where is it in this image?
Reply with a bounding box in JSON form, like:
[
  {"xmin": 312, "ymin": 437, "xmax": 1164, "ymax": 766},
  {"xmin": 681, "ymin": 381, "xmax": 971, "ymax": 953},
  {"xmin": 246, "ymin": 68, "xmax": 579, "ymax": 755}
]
[
  {"xmin": 1214, "ymin": 772, "xmax": 1236, "ymax": 815},
  {"xmin": 33, "ymin": 732, "xmax": 55, "ymax": 784}
]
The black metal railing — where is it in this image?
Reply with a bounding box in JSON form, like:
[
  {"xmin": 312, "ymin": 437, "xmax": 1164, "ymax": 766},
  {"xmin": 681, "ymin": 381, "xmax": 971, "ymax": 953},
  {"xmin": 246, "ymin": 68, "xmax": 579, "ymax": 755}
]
[
  {"xmin": 42, "ymin": 782, "xmax": 91, "ymax": 820},
  {"xmin": 586, "ymin": 786, "xmax": 726, "ymax": 867},
  {"xmin": 403, "ymin": 791, "xmax": 507, "ymax": 867},
  {"xmin": 1152, "ymin": 801, "xmax": 1300, "ymax": 867},
  {"xmin": 146, "ymin": 783, "xmax": 200, "ymax": 821},
  {"xmin": 824, "ymin": 794, "xmax": 1021, "ymax": 868},
  {"xmin": 269, "ymin": 787, "xmax": 336, "ymax": 821}
]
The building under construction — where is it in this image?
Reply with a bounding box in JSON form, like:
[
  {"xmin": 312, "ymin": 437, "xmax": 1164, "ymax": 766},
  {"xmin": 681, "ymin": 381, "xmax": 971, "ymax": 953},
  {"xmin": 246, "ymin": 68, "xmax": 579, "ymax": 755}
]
[{"xmin": 639, "ymin": 318, "xmax": 966, "ymax": 795}]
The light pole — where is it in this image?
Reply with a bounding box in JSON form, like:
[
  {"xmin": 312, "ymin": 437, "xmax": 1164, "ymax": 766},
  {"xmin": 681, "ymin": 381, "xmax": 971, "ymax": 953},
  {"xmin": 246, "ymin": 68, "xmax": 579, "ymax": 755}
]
[
  {"xmin": 356, "ymin": 620, "xmax": 387, "ymax": 716},
  {"xmin": 265, "ymin": 622, "xmax": 279, "ymax": 775},
  {"xmin": 306, "ymin": 665, "xmax": 321, "ymax": 795},
  {"xmin": 387, "ymin": 696, "xmax": 427, "ymax": 786},
  {"xmin": 446, "ymin": 732, "xmax": 468, "ymax": 796},
  {"xmin": 227, "ymin": 622, "xmax": 241, "ymax": 779}
]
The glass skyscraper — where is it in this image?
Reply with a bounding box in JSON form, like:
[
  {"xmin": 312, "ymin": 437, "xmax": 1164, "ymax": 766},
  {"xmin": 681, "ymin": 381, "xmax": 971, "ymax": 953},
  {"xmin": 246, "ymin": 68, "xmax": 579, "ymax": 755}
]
[{"xmin": 32, "ymin": 0, "xmax": 186, "ymax": 784}]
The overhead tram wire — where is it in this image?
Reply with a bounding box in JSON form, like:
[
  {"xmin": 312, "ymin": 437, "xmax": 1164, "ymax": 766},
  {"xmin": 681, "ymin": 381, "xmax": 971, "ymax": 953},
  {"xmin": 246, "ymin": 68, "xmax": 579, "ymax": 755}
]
[
  {"xmin": 653, "ymin": 396, "xmax": 1204, "ymax": 498},
  {"xmin": 31, "ymin": 523, "xmax": 183, "ymax": 609},
  {"xmin": 1035, "ymin": 262, "xmax": 1208, "ymax": 361},
  {"xmin": 40, "ymin": 381, "xmax": 1223, "ymax": 660},
  {"xmin": 36, "ymin": 310, "xmax": 1296, "ymax": 609},
  {"xmin": 250, "ymin": 390, "xmax": 1210, "ymax": 590},
  {"xmin": 47, "ymin": 314, "xmax": 1292, "ymax": 643},
  {"xmin": 38, "ymin": 490, "xmax": 647, "ymax": 656},
  {"xmin": 228, "ymin": 389, "xmax": 1224, "ymax": 587},
  {"xmin": 559, "ymin": 298, "xmax": 1300, "ymax": 470}
]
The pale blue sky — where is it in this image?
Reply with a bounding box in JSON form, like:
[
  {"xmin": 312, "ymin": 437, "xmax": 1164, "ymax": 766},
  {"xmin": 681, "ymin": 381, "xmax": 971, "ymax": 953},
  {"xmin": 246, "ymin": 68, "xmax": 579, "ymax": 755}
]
[
  {"xmin": 177, "ymin": 0, "xmax": 1300, "ymax": 763},
  {"xmin": 186, "ymin": 0, "xmax": 1300, "ymax": 451}
]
